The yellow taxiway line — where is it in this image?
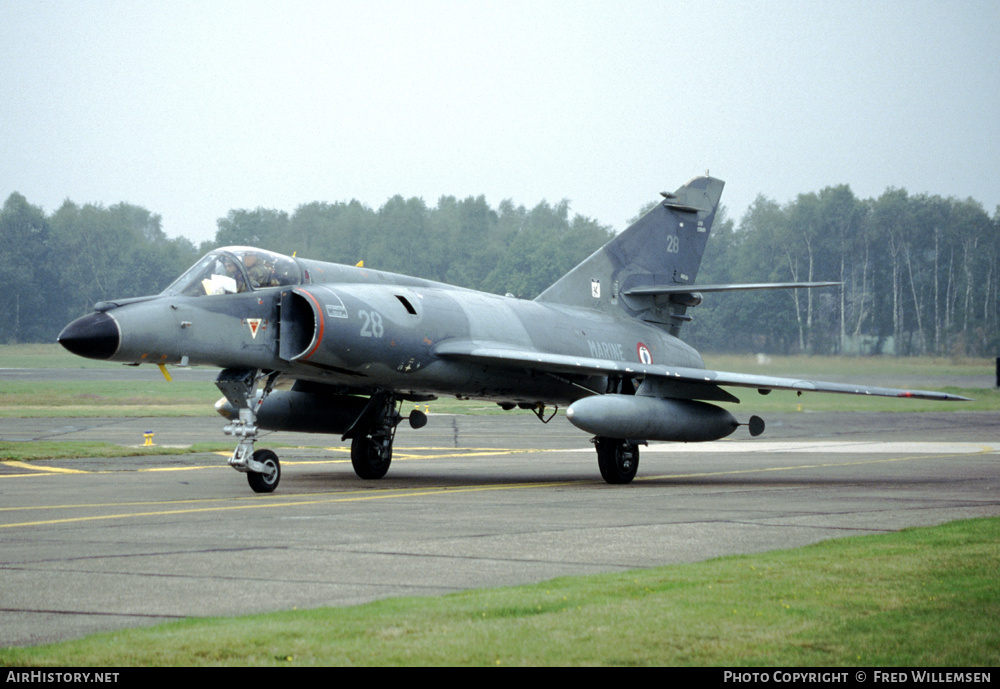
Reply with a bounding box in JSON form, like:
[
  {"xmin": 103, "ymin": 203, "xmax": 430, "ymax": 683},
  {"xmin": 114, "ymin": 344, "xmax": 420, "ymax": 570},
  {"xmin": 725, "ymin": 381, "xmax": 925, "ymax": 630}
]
[{"xmin": 1, "ymin": 445, "xmax": 992, "ymax": 531}]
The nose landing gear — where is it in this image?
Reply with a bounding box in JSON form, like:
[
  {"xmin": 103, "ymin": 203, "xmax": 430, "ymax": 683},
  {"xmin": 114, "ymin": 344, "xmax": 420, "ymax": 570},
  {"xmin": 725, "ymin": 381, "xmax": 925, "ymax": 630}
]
[{"xmin": 216, "ymin": 368, "xmax": 282, "ymax": 493}]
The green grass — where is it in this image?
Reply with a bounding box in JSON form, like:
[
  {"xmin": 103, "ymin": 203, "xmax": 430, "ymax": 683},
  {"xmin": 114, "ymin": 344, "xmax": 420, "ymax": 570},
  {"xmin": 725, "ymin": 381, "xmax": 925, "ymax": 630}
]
[
  {"xmin": 2, "ymin": 517, "xmax": 997, "ymax": 666},
  {"xmin": 0, "ymin": 343, "xmax": 125, "ymax": 369},
  {"xmin": 702, "ymin": 354, "xmax": 997, "ymax": 412},
  {"xmin": 0, "ymin": 441, "xmax": 231, "ymax": 461},
  {"xmin": 0, "ymin": 380, "xmax": 219, "ymax": 418},
  {"xmin": 703, "ymin": 353, "xmax": 994, "ymax": 379},
  {"xmin": 721, "ymin": 387, "xmax": 995, "ymax": 413},
  {"xmin": 6, "ymin": 386, "xmax": 990, "ymax": 418},
  {"xmin": 1, "ymin": 346, "xmax": 995, "ymax": 417},
  {"xmin": 7, "ymin": 344, "xmax": 991, "ymax": 377}
]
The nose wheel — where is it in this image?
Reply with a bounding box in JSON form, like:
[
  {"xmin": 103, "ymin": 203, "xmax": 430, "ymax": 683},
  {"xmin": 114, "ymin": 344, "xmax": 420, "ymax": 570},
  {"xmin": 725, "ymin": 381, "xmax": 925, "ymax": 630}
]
[{"xmin": 247, "ymin": 449, "xmax": 281, "ymax": 493}]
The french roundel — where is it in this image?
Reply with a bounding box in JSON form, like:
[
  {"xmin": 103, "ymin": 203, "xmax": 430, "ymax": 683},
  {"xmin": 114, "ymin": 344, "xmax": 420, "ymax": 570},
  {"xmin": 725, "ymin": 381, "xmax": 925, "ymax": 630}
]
[{"xmin": 637, "ymin": 343, "xmax": 652, "ymax": 365}]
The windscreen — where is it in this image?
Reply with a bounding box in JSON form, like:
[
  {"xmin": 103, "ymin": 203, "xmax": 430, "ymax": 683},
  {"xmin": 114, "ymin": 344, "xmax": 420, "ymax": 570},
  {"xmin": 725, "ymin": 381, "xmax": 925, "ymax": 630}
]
[{"xmin": 162, "ymin": 247, "xmax": 302, "ymax": 297}]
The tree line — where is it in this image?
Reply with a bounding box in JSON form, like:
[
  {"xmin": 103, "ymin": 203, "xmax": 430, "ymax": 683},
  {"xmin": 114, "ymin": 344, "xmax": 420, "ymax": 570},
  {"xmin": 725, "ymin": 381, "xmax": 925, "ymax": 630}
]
[
  {"xmin": 2, "ymin": 184, "xmax": 997, "ymax": 356},
  {"xmin": 688, "ymin": 186, "xmax": 999, "ymax": 357},
  {"xmin": 0, "ymin": 192, "xmax": 613, "ymax": 343}
]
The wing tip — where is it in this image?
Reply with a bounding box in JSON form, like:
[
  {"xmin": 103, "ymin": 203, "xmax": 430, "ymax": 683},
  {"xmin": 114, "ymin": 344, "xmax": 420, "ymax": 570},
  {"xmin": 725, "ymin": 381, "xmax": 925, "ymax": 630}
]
[{"xmin": 895, "ymin": 391, "xmax": 974, "ymax": 402}]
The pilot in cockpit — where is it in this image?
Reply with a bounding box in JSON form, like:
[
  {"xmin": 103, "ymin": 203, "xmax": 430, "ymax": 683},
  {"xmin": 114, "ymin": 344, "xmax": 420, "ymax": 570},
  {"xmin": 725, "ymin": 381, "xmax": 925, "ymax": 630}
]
[
  {"xmin": 243, "ymin": 252, "xmax": 276, "ymax": 289},
  {"xmin": 164, "ymin": 247, "xmax": 302, "ymax": 298},
  {"xmin": 218, "ymin": 256, "xmax": 245, "ymax": 292}
]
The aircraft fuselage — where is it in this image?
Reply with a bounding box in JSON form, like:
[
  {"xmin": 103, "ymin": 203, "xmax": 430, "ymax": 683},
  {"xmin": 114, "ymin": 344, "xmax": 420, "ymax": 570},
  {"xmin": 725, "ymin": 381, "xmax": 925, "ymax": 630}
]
[{"xmin": 65, "ymin": 260, "xmax": 705, "ymax": 407}]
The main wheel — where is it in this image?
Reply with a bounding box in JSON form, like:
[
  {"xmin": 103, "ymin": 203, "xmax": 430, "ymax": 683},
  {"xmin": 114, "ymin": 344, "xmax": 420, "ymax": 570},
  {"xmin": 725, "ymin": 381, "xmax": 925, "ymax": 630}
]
[
  {"xmin": 351, "ymin": 434, "xmax": 392, "ymax": 479},
  {"xmin": 595, "ymin": 438, "xmax": 639, "ymax": 484},
  {"xmin": 247, "ymin": 449, "xmax": 280, "ymax": 493}
]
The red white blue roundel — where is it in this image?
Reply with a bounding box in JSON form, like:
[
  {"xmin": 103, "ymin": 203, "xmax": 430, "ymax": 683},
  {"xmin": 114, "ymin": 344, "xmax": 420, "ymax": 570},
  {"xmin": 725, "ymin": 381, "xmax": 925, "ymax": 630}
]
[{"xmin": 637, "ymin": 343, "xmax": 652, "ymax": 365}]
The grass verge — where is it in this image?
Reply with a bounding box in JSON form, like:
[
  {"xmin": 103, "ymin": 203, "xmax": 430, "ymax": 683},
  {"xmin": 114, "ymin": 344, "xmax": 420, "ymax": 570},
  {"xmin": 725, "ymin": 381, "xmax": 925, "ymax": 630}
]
[
  {"xmin": 0, "ymin": 380, "xmax": 219, "ymax": 417},
  {"xmin": 2, "ymin": 517, "xmax": 997, "ymax": 666},
  {"xmin": 703, "ymin": 353, "xmax": 994, "ymax": 379},
  {"xmin": 1, "ymin": 347, "xmax": 997, "ymax": 417},
  {"xmin": 0, "ymin": 441, "xmax": 231, "ymax": 462},
  {"xmin": 719, "ymin": 387, "xmax": 995, "ymax": 413}
]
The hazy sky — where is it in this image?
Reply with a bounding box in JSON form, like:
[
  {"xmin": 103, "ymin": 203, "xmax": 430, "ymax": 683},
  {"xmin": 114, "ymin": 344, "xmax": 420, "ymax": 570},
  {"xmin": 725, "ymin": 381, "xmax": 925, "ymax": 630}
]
[{"xmin": 3, "ymin": 0, "xmax": 998, "ymax": 245}]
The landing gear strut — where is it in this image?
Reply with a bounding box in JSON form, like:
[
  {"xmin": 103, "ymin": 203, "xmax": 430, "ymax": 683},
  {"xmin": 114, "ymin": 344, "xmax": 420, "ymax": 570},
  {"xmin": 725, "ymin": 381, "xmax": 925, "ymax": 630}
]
[
  {"xmin": 217, "ymin": 368, "xmax": 281, "ymax": 493},
  {"xmin": 594, "ymin": 437, "xmax": 640, "ymax": 484}
]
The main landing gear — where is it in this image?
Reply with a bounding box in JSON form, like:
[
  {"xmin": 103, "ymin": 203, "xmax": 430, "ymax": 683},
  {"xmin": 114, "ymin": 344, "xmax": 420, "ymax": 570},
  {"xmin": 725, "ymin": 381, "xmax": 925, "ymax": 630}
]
[
  {"xmin": 594, "ymin": 437, "xmax": 640, "ymax": 484},
  {"xmin": 590, "ymin": 417, "xmax": 765, "ymax": 485},
  {"xmin": 347, "ymin": 392, "xmax": 429, "ymax": 479},
  {"xmin": 346, "ymin": 391, "xmax": 401, "ymax": 480}
]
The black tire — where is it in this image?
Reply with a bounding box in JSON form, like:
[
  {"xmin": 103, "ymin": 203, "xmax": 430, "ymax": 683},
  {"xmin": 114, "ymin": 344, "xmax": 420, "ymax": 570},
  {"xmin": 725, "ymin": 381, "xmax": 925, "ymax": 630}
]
[
  {"xmin": 247, "ymin": 449, "xmax": 280, "ymax": 493},
  {"xmin": 595, "ymin": 438, "xmax": 639, "ymax": 484},
  {"xmin": 351, "ymin": 435, "xmax": 392, "ymax": 479}
]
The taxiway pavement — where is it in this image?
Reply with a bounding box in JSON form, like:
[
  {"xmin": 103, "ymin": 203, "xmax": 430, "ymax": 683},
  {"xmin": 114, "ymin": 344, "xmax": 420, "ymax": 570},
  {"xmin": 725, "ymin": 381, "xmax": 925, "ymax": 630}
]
[{"xmin": 1, "ymin": 411, "xmax": 998, "ymax": 647}]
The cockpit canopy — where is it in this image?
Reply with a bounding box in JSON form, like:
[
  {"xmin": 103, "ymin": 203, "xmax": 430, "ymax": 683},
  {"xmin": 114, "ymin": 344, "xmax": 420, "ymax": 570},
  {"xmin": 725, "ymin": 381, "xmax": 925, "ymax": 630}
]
[{"xmin": 162, "ymin": 247, "xmax": 302, "ymax": 297}]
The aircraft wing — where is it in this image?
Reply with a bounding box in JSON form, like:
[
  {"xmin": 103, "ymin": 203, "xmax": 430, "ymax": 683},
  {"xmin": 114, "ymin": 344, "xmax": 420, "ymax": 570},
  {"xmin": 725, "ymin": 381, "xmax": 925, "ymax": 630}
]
[{"xmin": 432, "ymin": 340, "xmax": 971, "ymax": 402}]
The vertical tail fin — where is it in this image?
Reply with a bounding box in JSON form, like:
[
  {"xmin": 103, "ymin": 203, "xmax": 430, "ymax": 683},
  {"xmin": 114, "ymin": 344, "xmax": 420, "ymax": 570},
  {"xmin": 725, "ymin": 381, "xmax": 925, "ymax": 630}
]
[{"xmin": 535, "ymin": 175, "xmax": 724, "ymax": 335}]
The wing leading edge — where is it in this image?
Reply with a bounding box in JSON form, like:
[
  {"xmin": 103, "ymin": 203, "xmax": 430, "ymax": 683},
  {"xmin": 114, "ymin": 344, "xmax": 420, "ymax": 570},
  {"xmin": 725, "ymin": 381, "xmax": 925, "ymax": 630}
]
[{"xmin": 432, "ymin": 340, "xmax": 972, "ymax": 402}]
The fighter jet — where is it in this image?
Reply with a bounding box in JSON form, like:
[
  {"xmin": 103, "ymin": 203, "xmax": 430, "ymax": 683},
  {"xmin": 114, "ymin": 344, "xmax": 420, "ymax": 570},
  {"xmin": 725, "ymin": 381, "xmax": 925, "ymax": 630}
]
[{"xmin": 57, "ymin": 175, "xmax": 968, "ymax": 492}]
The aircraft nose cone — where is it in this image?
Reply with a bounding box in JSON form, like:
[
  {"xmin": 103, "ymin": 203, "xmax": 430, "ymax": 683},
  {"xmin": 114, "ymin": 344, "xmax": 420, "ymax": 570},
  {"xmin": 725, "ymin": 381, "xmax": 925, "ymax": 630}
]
[{"xmin": 57, "ymin": 312, "xmax": 120, "ymax": 360}]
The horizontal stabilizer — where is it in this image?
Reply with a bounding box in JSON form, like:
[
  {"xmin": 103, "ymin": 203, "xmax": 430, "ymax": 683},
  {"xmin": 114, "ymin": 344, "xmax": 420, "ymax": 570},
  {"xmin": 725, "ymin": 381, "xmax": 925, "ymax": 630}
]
[
  {"xmin": 659, "ymin": 191, "xmax": 710, "ymax": 214},
  {"xmin": 623, "ymin": 282, "xmax": 842, "ymax": 297}
]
